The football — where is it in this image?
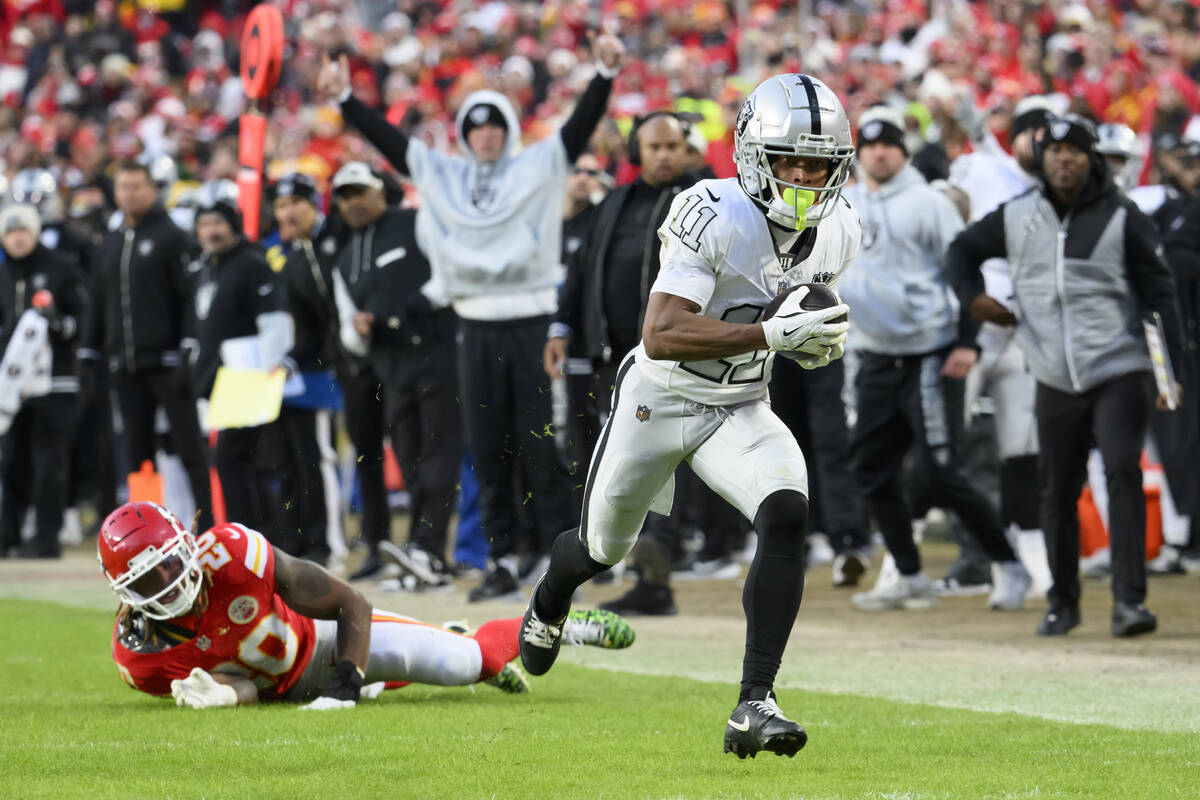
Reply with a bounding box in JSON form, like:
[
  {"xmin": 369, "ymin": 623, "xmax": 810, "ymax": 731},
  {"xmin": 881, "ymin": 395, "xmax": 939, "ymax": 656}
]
[{"xmin": 763, "ymin": 282, "xmax": 847, "ymax": 323}]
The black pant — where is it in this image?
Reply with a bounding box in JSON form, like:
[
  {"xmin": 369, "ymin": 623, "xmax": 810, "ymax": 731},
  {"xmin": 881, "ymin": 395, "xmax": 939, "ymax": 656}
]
[
  {"xmin": 215, "ymin": 423, "xmax": 277, "ymax": 534},
  {"xmin": 113, "ymin": 368, "xmax": 212, "ymax": 528},
  {"xmin": 852, "ymin": 350, "xmax": 1015, "ymax": 575},
  {"xmin": 277, "ymin": 406, "xmax": 332, "ymax": 557},
  {"xmin": 69, "ymin": 380, "xmax": 117, "ymax": 515},
  {"xmin": 0, "ymin": 393, "xmax": 76, "ymax": 555},
  {"xmin": 771, "ymin": 355, "xmax": 870, "ymax": 554},
  {"xmin": 1149, "ymin": 354, "xmax": 1199, "ymax": 552},
  {"xmin": 458, "ymin": 317, "xmax": 573, "ymax": 561},
  {"xmin": 1036, "ymin": 372, "xmax": 1150, "ymax": 607},
  {"xmin": 385, "ymin": 362, "xmax": 462, "ymax": 560},
  {"xmin": 341, "ymin": 368, "xmax": 389, "ymax": 547}
]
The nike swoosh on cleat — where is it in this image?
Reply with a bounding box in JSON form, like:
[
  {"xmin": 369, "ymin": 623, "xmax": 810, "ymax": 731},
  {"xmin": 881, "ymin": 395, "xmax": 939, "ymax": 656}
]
[
  {"xmin": 727, "ymin": 715, "xmax": 751, "ymax": 732},
  {"xmin": 705, "ymin": 187, "xmax": 720, "ymax": 202}
]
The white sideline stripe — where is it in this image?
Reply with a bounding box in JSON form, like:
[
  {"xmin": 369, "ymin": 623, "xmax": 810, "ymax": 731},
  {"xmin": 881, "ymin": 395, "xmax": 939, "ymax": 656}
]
[{"xmin": 565, "ymin": 659, "xmax": 1200, "ymax": 735}]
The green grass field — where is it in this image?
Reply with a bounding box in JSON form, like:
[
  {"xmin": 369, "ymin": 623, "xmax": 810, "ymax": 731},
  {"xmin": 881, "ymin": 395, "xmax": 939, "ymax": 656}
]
[{"xmin": 3, "ymin": 598, "xmax": 1197, "ymax": 800}]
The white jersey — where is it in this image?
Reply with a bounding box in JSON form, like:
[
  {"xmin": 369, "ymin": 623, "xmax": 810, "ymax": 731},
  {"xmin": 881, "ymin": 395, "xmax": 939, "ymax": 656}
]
[{"xmin": 635, "ymin": 177, "xmax": 861, "ymax": 406}]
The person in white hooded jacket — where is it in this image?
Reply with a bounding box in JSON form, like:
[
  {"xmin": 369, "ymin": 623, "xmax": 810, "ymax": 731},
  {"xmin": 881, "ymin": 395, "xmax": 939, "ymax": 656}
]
[
  {"xmin": 838, "ymin": 107, "xmax": 1033, "ymax": 614},
  {"xmin": 318, "ymin": 36, "xmax": 626, "ymax": 600}
]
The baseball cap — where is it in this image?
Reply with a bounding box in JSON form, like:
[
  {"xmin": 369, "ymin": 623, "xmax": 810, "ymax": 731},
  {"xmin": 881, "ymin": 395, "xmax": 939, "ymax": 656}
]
[{"xmin": 332, "ymin": 162, "xmax": 384, "ymax": 192}]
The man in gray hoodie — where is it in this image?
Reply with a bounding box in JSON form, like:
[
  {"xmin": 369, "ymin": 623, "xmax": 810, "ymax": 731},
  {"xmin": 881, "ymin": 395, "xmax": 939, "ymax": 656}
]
[
  {"xmin": 839, "ymin": 107, "xmax": 1032, "ymax": 613},
  {"xmin": 318, "ymin": 37, "xmax": 625, "ymax": 601}
]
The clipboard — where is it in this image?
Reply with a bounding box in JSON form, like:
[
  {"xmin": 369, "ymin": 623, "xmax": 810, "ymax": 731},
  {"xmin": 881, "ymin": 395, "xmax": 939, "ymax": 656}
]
[
  {"xmin": 207, "ymin": 367, "xmax": 286, "ymax": 429},
  {"xmin": 1143, "ymin": 312, "xmax": 1181, "ymax": 411}
]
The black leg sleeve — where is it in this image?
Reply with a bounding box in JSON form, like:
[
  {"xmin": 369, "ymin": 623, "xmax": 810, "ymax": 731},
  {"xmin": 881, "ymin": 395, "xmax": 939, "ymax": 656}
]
[
  {"xmin": 533, "ymin": 527, "xmax": 608, "ymax": 621},
  {"xmin": 740, "ymin": 489, "xmax": 809, "ymax": 701}
]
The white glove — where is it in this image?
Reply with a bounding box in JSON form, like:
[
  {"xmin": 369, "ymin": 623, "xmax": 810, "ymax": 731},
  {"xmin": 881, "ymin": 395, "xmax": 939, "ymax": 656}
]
[
  {"xmin": 301, "ymin": 695, "xmax": 357, "ymax": 711},
  {"xmin": 170, "ymin": 668, "xmax": 238, "ymax": 709},
  {"xmin": 779, "ymin": 348, "xmax": 830, "ymax": 369},
  {"xmin": 761, "ymin": 287, "xmax": 849, "ymax": 354}
]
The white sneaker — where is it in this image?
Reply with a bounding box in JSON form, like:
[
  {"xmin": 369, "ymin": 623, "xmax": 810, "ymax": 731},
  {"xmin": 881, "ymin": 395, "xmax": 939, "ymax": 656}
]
[
  {"xmin": 988, "ymin": 560, "xmax": 1032, "ymax": 611},
  {"xmin": 1080, "ymin": 548, "xmax": 1112, "ymax": 579},
  {"xmin": 806, "ymin": 533, "xmax": 835, "ymax": 566},
  {"xmin": 851, "ymin": 571, "xmax": 936, "ymax": 611},
  {"xmin": 1147, "ymin": 544, "xmax": 1184, "ymax": 575},
  {"xmin": 674, "ymin": 557, "xmax": 742, "ymax": 582}
]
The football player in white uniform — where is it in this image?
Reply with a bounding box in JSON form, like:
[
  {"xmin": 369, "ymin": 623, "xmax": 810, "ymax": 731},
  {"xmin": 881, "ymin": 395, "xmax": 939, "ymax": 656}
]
[{"xmin": 519, "ymin": 74, "xmax": 860, "ymax": 759}]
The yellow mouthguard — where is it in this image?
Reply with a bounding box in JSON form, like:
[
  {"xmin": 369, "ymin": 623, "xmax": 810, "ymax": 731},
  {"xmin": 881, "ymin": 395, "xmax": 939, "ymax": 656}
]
[{"xmin": 781, "ymin": 187, "xmax": 816, "ymax": 230}]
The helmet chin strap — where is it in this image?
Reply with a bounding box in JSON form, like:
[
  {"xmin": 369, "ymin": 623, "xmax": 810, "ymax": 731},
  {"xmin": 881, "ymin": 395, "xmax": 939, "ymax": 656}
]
[{"xmin": 767, "ymin": 187, "xmax": 817, "ymax": 231}]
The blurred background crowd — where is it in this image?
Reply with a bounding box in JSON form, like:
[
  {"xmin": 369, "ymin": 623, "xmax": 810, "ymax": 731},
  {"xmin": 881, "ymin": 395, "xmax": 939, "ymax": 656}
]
[{"xmin": 0, "ymin": 0, "xmax": 1198, "ymax": 616}]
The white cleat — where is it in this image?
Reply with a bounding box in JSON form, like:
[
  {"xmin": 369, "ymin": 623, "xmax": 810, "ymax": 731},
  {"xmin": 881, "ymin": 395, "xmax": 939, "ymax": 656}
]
[
  {"xmin": 850, "ymin": 571, "xmax": 936, "ymax": 611},
  {"xmin": 988, "ymin": 560, "xmax": 1033, "ymax": 611}
]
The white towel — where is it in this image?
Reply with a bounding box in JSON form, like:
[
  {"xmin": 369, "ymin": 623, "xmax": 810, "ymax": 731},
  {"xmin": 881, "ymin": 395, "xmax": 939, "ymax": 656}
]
[{"xmin": 0, "ymin": 310, "xmax": 53, "ymax": 434}]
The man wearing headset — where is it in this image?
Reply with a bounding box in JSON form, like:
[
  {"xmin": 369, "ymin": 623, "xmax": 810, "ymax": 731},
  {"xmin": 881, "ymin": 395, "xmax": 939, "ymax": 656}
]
[{"xmin": 545, "ymin": 112, "xmax": 712, "ymax": 616}]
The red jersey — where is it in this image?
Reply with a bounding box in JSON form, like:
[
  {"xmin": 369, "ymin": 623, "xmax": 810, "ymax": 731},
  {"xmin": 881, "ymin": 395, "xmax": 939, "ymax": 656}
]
[{"xmin": 112, "ymin": 524, "xmax": 318, "ymax": 701}]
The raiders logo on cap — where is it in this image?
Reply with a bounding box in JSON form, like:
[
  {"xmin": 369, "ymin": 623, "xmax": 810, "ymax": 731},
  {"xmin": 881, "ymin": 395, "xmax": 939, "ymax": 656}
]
[
  {"xmin": 469, "ymin": 105, "xmax": 491, "ymax": 125},
  {"xmin": 862, "ymin": 121, "xmax": 883, "ymax": 141},
  {"xmin": 1050, "ymin": 120, "xmax": 1071, "ymax": 140}
]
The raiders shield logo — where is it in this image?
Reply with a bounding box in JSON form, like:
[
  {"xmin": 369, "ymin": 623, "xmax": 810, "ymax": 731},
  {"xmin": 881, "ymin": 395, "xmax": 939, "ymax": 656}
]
[
  {"xmin": 635, "ymin": 405, "xmax": 651, "ymax": 422},
  {"xmin": 862, "ymin": 121, "xmax": 883, "ymax": 141},
  {"xmin": 861, "ymin": 220, "xmax": 879, "ymax": 250},
  {"xmin": 1049, "ymin": 120, "xmax": 1070, "ymax": 141}
]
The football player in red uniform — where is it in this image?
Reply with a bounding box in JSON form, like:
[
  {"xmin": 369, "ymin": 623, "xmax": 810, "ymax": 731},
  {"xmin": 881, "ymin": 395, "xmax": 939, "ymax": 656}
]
[{"xmin": 100, "ymin": 502, "xmax": 635, "ymax": 709}]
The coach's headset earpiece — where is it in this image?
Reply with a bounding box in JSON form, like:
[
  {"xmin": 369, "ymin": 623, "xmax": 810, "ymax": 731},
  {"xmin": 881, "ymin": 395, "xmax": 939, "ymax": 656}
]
[{"xmin": 627, "ymin": 110, "xmax": 691, "ymax": 167}]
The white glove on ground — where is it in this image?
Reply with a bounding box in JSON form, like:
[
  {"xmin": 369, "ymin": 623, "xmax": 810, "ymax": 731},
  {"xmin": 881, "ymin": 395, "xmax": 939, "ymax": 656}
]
[
  {"xmin": 761, "ymin": 287, "xmax": 849, "ymax": 354},
  {"xmin": 301, "ymin": 695, "xmax": 357, "ymax": 711},
  {"xmin": 171, "ymin": 668, "xmax": 238, "ymax": 709}
]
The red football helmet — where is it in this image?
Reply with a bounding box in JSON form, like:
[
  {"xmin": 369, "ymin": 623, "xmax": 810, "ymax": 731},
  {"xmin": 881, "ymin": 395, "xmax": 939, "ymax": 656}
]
[{"xmin": 97, "ymin": 502, "xmax": 203, "ymax": 620}]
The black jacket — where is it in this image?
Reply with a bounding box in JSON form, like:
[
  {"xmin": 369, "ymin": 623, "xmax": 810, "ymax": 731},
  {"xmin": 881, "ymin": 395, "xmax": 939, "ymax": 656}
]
[
  {"xmin": 82, "ymin": 204, "xmax": 196, "ymax": 375},
  {"xmin": 950, "ymin": 157, "xmax": 1185, "ymax": 388},
  {"xmin": 188, "ymin": 239, "xmax": 288, "ymax": 397},
  {"xmin": 336, "ymin": 207, "xmax": 455, "ymax": 387},
  {"xmin": 1163, "ymin": 194, "xmax": 1200, "ymax": 358},
  {"xmin": 554, "ymin": 174, "xmax": 697, "ymax": 364},
  {"xmin": 0, "ymin": 244, "xmax": 89, "ymax": 388},
  {"xmin": 276, "ymin": 215, "xmax": 349, "ymax": 373},
  {"xmin": 40, "ymin": 221, "xmax": 95, "ymax": 277}
]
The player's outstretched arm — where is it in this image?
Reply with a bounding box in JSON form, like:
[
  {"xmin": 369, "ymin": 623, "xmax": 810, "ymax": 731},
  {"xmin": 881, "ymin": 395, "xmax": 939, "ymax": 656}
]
[
  {"xmin": 274, "ymin": 548, "xmax": 372, "ymax": 706},
  {"xmin": 642, "ymin": 292, "xmax": 770, "ymax": 361}
]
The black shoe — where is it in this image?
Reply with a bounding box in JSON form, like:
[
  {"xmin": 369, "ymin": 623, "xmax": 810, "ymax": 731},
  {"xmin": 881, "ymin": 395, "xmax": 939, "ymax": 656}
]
[
  {"xmin": 468, "ymin": 564, "xmax": 519, "ymax": 602},
  {"xmin": 518, "ymin": 577, "xmax": 567, "ymax": 676},
  {"xmin": 1036, "ymin": 604, "xmax": 1081, "ymax": 636},
  {"xmin": 1111, "ymin": 602, "xmax": 1157, "ymax": 638},
  {"xmin": 598, "ymin": 581, "xmax": 677, "ymax": 616},
  {"xmin": 348, "ymin": 551, "xmax": 385, "ymax": 581},
  {"xmin": 723, "ymin": 692, "xmax": 808, "ymax": 759}
]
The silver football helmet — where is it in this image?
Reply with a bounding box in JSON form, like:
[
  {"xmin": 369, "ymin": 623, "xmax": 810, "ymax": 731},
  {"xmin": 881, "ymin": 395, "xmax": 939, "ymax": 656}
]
[
  {"xmin": 734, "ymin": 74, "xmax": 855, "ymax": 230},
  {"xmin": 9, "ymin": 168, "xmax": 63, "ymax": 223},
  {"xmin": 1095, "ymin": 123, "xmax": 1143, "ymax": 192},
  {"xmin": 141, "ymin": 154, "xmax": 179, "ymax": 192}
]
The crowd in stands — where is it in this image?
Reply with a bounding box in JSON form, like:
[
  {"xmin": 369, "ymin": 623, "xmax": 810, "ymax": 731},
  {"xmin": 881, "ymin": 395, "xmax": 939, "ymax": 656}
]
[{"xmin": 1, "ymin": 1, "xmax": 1198, "ymax": 621}]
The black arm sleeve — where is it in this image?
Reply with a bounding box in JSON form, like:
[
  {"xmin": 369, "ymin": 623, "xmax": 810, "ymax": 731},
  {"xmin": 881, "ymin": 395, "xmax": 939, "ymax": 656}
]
[
  {"xmin": 946, "ymin": 205, "xmax": 1008, "ymax": 348},
  {"xmin": 1163, "ymin": 196, "xmax": 1200, "ymax": 283},
  {"xmin": 1124, "ymin": 202, "xmax": 1186, "ymax": 367},
  {"xmin": 80, "ymin": 265, "xmax": 105, "ymax": 358},
  {"xmin": 341, "ymin": 95, "xmax": 411, "ymax": 176},
  {"xmin": 57, "ymin": 264, "xmax": 90, "ymax": 344},
  {"xmin": 558, "ymin": 74, "xmax": 614, "ymax": 162}
]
